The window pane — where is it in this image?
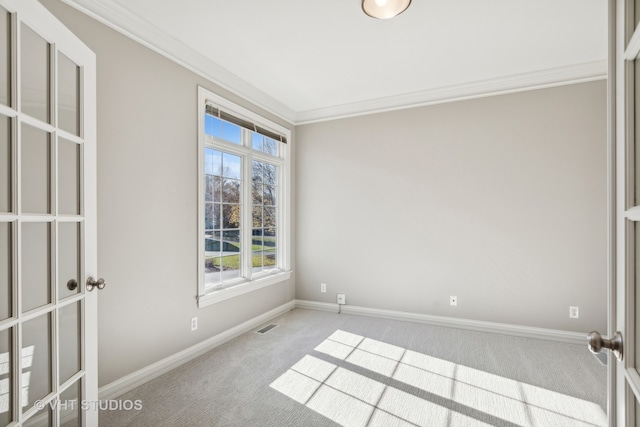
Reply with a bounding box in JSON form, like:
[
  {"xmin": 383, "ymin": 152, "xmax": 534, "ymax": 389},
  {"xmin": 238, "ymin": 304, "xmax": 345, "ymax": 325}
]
[
  {"xmin": 251, "ymin": 133, "xmax": 262, "ymax": 152},
  {"xmin": 251, "ymin": 132, "xmax": 279, "ymax": 156},
  {"xmin": 205, "ymin": 237, "xmax": 220, "ymax": 254},
  {"xmin": 252, "ymin": 182, "xmax": 262, "ymax": 205},
  {"xmin": 222, "ymin": 179, "xmax": 240, "ymax": 203},
  {"xmin": 205, "ymin": 175, "xmax": 214, "ymax": 202},
  {"xmin": 204, "ymin": 115, "xmax": 221, "ymax": 139},
  {"xmin": 252, "ymin": 233, "xmax": 264, "ymax": 273},
  {"xmin": 264, "ymin": 138, "xmax": 278, "ymax": 156},
  {"xmin": 264, "ymin": 207, "xmax": 276, "ymax": 228},
  {"xmin": 252, "ymin": 253, "xmax": 264, "ymax": 273},
  {"xmin": 252, "ymin": 161, "xmax": 263, "ymax": 184},
  {"xmin": 222, "ymin": 121, "xmax": 241, "ymax": 144},
  {"xmin": 205, "ymin": 203, "xmax": 221, "ymax": 230},
  {"xmin": 222, "ymin": 153, "xmax": 241, "ymax": 179},
  {"xmin": 222, "ymin": 204, "xmax": 240, "ymax": 229},
  {"xmin": 204, "ymin": 257, "xmax": 221, "ymax": 289},
  {"xmin": 264, "ymin": 229, "xmax": 277, "ymax": 251},
  {"xmin": 205, "ymin": 115, "xmax": 241, "ymax": 145},
  {"xmin": 263, "ymin": 185, "xmax": 277, "ymax": 206},
  {"xmin": 221, "ymin": 254, "xmax": 240, "ymax": 281},
  {"xmin": 205, "ymin": 148, "xmax": 221, "ymax": 175},
  {"xmin": 224, "ymin": 230, "xmax": 241, "ymax": 247},
  {"xmin": 252, "ymin": 207, "xmax": 263, "ymax": 228},
  {"xmin": 265, "ymin": 251, "xmax": 277, "ymax": 268},
  {"xmin": 263, "ymin": 164, "xmax": 277, "ymax": 186}
]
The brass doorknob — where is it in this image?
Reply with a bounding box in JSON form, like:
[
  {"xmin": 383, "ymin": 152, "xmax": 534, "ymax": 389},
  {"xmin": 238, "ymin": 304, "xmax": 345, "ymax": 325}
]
[{"xmin": 86, "ymin": 276, "xmax": 106, "ymax": 291}]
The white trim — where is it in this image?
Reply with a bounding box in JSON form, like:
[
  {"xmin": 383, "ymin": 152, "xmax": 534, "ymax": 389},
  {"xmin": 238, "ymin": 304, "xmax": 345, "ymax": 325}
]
[
  {"xmin": 99, "ymin": 299, "xmax": 296, "ymax": 400},
  {"xmin": 294, "ymin": 299, "xmax": 339, "ymax": 313},
  {"xmin": 296, "ymin": 61, "xmax": 607, "ymax": 124},
  {"xmin": 59, "ymin": 0, "xmax": 606, "ymax": 125},
  {"xmin": 294, "ymin": 299, "xmax": 587, "ymax": 345},
  {"xmin": 197, "ymin": 270, "xmax": 292, "ymax": 308},
  {"xmin": 59, "ymin": 0, "xmax": 296, "ymax": 124}
]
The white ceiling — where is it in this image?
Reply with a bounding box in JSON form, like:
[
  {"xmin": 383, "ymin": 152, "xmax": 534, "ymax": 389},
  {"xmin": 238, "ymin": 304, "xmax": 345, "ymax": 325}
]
[{"xmin": 63, "ymin": 0, "xmax": 608, "ymax": 124}]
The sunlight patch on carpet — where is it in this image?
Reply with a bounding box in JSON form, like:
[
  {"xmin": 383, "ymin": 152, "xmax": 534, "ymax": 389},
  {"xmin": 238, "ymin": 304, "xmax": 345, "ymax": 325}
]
[{"xmin": 270, "ymin": 330, "xmax": 608, "ymax": 427}]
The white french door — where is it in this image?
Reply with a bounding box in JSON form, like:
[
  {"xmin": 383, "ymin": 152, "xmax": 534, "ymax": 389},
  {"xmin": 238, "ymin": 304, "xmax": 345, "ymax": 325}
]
[
  {"xmin": 613, "ymin": 0, "xmax": 640, "ymax": 424},
  {"xmin": 0, "ymin": 0, "xmax": 98, "ymax": 426}
]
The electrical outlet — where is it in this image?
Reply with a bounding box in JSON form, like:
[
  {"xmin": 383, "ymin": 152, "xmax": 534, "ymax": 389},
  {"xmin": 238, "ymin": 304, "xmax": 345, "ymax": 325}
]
[
  {"xmin": 450, "ymin": 296, "xmax": 457, "ymax": 306},
  {"xmin": 191, "ymin": 317, "xmax": 198, "ymax": 331},
  {"xmin": 569, "ymin": 306, "xmax": 579, "ymax": 319},
  {"xmin": 321, "ymin": 283, "xmax": 326, "ymax": 293},
  {"xmin": 337, "ymin": 294, "xmax": 346, "ymax": 305}
]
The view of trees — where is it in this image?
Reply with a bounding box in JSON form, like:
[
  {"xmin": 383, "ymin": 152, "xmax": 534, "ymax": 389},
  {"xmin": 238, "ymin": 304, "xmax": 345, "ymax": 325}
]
[{"xmin": 204, "ymin": 144, "xmax": 278, "ymax": 280}]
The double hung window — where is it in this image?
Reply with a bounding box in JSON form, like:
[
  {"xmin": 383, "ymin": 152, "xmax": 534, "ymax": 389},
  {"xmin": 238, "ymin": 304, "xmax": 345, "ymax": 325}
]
[{"xmin": 197, "ymin": 87, "xmax": 291, "ymax": 306}]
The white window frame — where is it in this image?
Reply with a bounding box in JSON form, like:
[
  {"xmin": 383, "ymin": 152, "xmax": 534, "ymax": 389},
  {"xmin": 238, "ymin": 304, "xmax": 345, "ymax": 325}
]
[{"xmin": 197, "ymin": 87, "xmax": 291, "ymax": 307}]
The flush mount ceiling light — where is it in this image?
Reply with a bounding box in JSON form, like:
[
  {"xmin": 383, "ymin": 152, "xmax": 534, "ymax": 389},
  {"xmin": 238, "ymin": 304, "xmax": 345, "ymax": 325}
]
[{"xmin": 362, "ymin": 0, "xmax": 412, "ymax": 19}]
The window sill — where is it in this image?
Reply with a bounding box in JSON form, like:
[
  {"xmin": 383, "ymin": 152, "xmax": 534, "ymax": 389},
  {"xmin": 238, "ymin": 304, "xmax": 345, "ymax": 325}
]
[{"xmin": 197, "ymin": 270, "xmax": 292, "ymax": 308}]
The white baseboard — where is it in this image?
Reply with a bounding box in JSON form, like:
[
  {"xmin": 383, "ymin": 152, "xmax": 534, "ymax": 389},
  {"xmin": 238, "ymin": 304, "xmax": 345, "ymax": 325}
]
[
  {"xmin": 294, "ymin": 299, "xmax": 586, "ymax": 346},
  {"xmin": 294, "ymin": 299, "xmax": 338, "ymax": 313},
  {"xmin": 99, "ymin": 300, "xmax": 295, "ymax": 400}
]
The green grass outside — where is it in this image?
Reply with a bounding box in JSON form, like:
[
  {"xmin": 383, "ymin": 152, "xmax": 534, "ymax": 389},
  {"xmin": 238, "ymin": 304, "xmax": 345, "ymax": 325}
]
[{"xmin": 208, "ymin": 253, "xmax": 276, "ymax": 270}]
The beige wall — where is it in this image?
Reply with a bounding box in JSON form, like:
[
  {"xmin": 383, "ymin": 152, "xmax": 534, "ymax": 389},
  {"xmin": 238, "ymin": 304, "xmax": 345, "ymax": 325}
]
[
  {"xmin": 295, "ymin": 81, "xmax": 608, "ymax": 333},
  {"xmin": 40, "ymin": 0, "xmax": 295, "ymax": 387}
]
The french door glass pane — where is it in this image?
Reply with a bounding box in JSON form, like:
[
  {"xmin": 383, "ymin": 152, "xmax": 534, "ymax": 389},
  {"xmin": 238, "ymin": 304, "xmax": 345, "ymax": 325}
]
[
  {"xmin": 0, "ymin": 7, "xmax": 9, "ymax": 107},
  {"xmin": 22, "ymin": 313, "xmax": 51, "ymax": 412},
  {"xmin": 21, "ymin": 124, "xmax": 50, "ymax": 214},
  {"xmin": 58, "ymin": 222, "xmax": 80, "ymax": 300},
  {"xmin": 60, "ymin": 380, "xmax": 80, "ymax": 427},
  {"xmin": 58, "ymin": 139, "xmax": 80, "ymax": 215},
  {"xmin": 59, "ymin": 302, "xmax": 80, "ymax": 384},
  {"xmin": 21, "ymin": 222, "xmax": 51, "ymax": 312},
  {"xmin": 0, "ymin": 222, "xmax": 10, "ymax": 321},
  {"xmin": 57, "ymin": 53, "xmax": 80, "ymax": 136},
  {"xmin": 20, "ymin": 25, "xmax": 49, "ymax": 124},
  {"xmin": 23, "ymin": 406, "xmax": 50, "ymax": 427},
  {"xmin": 0, "ymin": 327, "xmax": 11, "ymax": 426},
  {"xmin": 0, "ymin": 115, "xmax": 9, "ymax": 213}
]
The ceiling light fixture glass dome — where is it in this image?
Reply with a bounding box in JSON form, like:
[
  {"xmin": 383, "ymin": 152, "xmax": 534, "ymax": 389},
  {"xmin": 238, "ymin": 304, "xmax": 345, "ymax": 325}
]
[{"xmin": 362, "ymin": 0, "xmax": 412, "ymax": 19}]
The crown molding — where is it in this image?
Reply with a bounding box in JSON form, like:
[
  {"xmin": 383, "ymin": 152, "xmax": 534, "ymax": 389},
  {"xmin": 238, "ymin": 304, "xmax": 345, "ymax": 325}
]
[
  {"xmin": 295, "ymin": 60, "xmax": 608, "ymax": 124},
  {"xmin": 59, "ymin": 0, "xmax": 297, "ymax": 124},
  {"xmin": 58, "ymin": 1, "xmax": 605, "ymax": 126}
]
